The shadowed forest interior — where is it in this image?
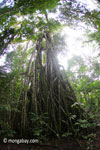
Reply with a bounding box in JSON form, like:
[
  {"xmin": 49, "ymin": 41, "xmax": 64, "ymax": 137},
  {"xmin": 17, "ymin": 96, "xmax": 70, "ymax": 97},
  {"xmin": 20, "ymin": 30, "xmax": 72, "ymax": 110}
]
[{"xmin": 0, "ymin": 0, "xmax": 100, "ymax": 150}]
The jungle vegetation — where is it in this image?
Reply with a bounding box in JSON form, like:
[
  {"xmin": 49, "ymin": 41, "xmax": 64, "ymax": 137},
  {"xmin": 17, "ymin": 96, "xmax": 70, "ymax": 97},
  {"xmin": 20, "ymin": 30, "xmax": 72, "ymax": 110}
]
[{"xmin": 0, "ymin": 0, "xmax": 100, "ymax": 147}]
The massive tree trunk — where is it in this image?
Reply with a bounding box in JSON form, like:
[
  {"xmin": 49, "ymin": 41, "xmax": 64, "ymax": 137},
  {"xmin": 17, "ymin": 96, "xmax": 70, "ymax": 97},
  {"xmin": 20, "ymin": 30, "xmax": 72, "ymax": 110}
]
[{"xmin": 20, "ymin": 31, "xmax": 80, "ymax": 136}]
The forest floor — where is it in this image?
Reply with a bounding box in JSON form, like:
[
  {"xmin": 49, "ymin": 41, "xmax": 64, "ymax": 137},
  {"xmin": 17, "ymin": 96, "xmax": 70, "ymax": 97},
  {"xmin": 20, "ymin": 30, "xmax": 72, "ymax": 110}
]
[{"xmin": 0, "ymin": 129, "xmax": 100, "ymax": 150}]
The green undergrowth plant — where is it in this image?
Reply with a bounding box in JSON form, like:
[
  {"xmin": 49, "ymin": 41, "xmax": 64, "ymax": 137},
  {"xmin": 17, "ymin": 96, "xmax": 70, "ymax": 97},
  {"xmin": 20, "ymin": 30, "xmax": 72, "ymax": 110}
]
[
  {"xmin": 74, "ymin": 113, "xmax": 97, "ymax": 149},
  {"xmin": 30, "ymin": 113, "xmax": 49, "ymax": 141},
  {"xmin": 85, "ymin": 133, "xmax": 96, "ymax": 150},
  {"xmin": 59, "ymin": 102, "xmax": 97, "ymax": 148}
]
